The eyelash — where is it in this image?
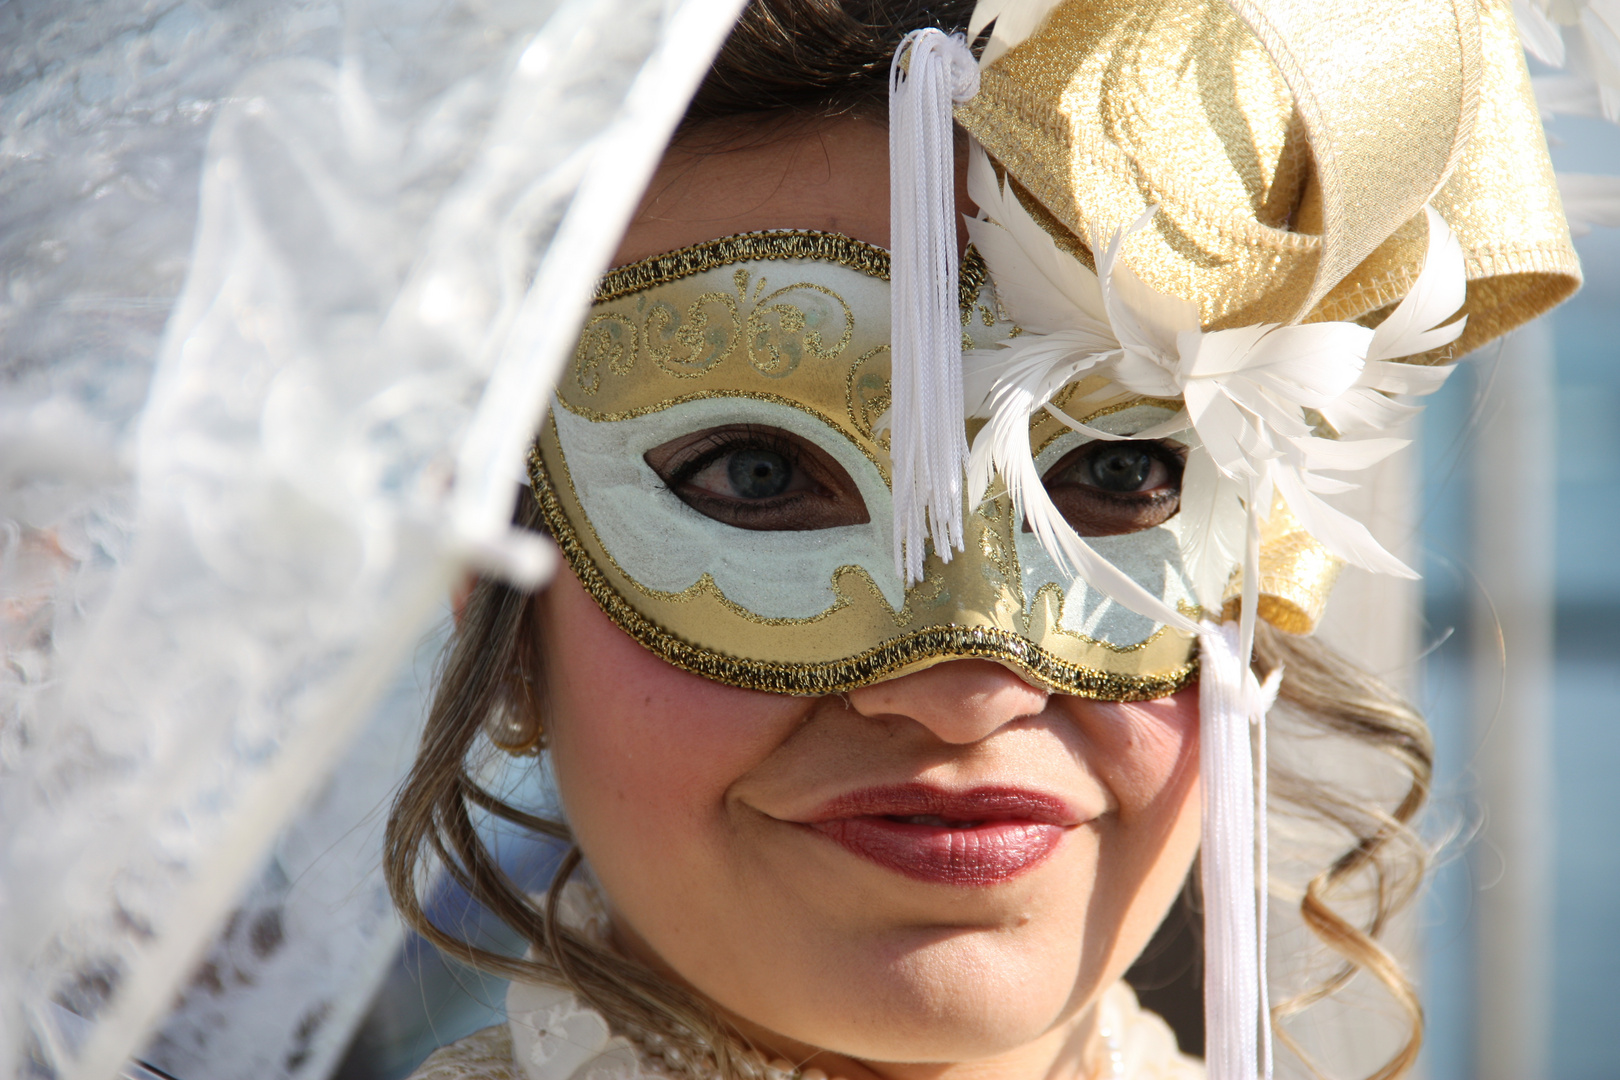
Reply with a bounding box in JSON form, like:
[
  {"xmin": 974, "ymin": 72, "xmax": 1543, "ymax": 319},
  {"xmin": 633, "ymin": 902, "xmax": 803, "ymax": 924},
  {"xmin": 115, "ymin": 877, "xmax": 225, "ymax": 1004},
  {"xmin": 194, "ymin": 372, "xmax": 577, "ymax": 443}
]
[{"xmin": 663, "ymin": 427, "xmax": 807, "ymax": 494}]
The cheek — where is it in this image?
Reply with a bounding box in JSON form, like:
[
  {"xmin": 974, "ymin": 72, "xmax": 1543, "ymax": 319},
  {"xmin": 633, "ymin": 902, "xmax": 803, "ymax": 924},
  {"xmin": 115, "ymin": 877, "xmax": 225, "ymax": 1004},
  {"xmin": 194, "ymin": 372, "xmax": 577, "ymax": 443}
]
[
  {"xmin": 1076, "ymin": 686, "xmax": 1200, "ymax": 823},
  {"xmin": 536, "ymin": 570, "xmax": 807, "ymax": 889},
  {"xmin": 1061, "ymin": 687, "xmax": 1202, "ymax": 982}
]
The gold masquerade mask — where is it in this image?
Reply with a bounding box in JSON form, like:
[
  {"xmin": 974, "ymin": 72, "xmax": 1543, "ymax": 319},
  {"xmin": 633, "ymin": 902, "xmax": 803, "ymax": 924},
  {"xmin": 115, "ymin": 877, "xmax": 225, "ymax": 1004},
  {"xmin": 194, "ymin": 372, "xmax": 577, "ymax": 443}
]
[
  {"xmin": 530, "ymin": 232, "xmax": 1210, "ymax": 699},
  {"xmin": 529, "ymin": 0, "xmax": 1578, "ymax": 704}
]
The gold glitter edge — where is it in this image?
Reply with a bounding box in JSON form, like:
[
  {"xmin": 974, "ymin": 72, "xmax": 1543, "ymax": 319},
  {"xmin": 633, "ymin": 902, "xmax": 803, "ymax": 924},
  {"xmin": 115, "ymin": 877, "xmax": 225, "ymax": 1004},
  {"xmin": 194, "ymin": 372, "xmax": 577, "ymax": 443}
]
[{"xmin": 597, "ymin": 231, "xmax": 990, "ymax": 316}]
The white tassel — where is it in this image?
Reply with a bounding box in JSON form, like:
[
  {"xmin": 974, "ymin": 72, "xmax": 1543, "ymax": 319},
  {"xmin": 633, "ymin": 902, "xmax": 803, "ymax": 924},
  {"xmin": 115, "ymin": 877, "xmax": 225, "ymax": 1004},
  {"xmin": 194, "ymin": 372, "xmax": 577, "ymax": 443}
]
[
  {"xmin": 889, "ymin": 28, "xmax": 979, "ymax": 585},
  {"xmin": 1199, "ymin": 621, "xmax": 1281, "ymax": 1080}
]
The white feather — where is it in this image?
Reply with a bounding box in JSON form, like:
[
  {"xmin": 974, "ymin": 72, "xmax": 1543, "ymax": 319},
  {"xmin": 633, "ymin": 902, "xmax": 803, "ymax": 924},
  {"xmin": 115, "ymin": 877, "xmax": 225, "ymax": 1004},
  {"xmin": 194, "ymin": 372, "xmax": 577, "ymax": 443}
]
[
  {"xmin": 1318, "ymin": 357, "xmax": 1455, "ymax": 434},
  {"xmin": 1228, "ymin": 322, "xmax": 1374, "ymax": 407},
  {"xmin": 962, "ymin": 334, "xmax": 1112, "ymax": 418},
  {"xmin": 1176, "ymin": 446, "xmax": 1246, "ymax": 610},
  {"xmin": 1042, "ymin": 405, "xmax": 1190, "ymax": 442},
  {"xmin": 1582, "ymin": 3, "xmax": 1620, "ymax": 70},
  {"xmin": 1273, "ymin": 468, "xmax": 1417, "ymax": 578},
  {"xmin": 1515, "ymin": 0, "xmax": 1567, "ymax": 66},
  {"xmin": 1558, "ymin": 171, "xmax": 1620, "ymax": 235},
  {"xmin": 1182, "ymin": 381, "xmax": 1264, "ymax": 480},
  {"xmin": 964, "ymin": 146, "xmax": 1110, "ymax": 331},
  {"xmin": 969, "ymin": 0, "xmax": 1067, "ymax": 64},
  {"xmin": 1301, "ymin": 473, "xmax": 1359, "ymax": 495},
  {"xmin": 1359, "ymin": 359, "xmax": 1456, "ymax": 395},
  {"xmin": 1366, "ymin": 207, "xmax": 1468, "ymax": 362},
  {"xmin": 965, "ymin": 346, "xmax": 1097, "ymax": 498},
  {"xmin": 1317, "ymin": 387, "xmax": 1424, "ymax": 435},
  {"xmin": 1291, "ymin": 433, "xmax": 1409, "ymax": 472},
  {"xmin": 1096, "ymin": 213, "xmax": 1199, "ymax": 366}
]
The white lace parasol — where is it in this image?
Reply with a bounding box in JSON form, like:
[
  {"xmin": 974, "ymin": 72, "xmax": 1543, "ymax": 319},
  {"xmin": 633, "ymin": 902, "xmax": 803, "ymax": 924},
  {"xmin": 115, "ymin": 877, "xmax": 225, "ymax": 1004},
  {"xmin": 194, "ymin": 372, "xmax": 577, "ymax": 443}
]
[{"xmin": 0, "ymin": 3, "xmax": 745, "ymax": 1079}]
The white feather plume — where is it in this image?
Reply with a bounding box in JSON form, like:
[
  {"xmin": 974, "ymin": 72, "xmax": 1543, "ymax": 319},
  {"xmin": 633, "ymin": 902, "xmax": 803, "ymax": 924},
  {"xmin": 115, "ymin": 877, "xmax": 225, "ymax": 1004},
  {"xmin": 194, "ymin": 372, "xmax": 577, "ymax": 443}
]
[
  {"xmin": 970, "ymin": 356, "xmax": 1203, "ymax": 632},
  {"xmin": 1366, "ymin": 208, "xmax": 1468, "ymax": 361},
  {"xmin": 1516, "ymin": 0, "xmax": 1567, "ymax": 65},
  {"xmin": 963, "ymin": 148, "xmax": 1111, "ymax": 333},
  {"xmin": 1176, "ymin": 443, "xmax": 1248, "ymax": 610},
  {"xmin": 968, "ymin": 0, "xmax": 1067, "ymax": 65},
  {"xmin": 965, "ymin": 160, "xmax": 1467, "ymax": 623},
  {"xmin": 964, "ymin": 129, "xmax": 1472, "ymax": 640}
]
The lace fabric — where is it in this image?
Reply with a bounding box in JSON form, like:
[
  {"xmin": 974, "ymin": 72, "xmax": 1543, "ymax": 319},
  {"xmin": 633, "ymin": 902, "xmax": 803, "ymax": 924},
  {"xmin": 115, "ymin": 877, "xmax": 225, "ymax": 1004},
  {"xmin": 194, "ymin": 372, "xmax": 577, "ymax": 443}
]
[
  {"xmin": 413, "ymin": 1026, "xmax": 521, "ymax": 1080},
  {"xmin": 0, "ymin": 4, "xmax": 748, "ymax": 1079},
  {"xmin": 412, "ymin": 977, "xmax": 1204, "ymax": 1080}
]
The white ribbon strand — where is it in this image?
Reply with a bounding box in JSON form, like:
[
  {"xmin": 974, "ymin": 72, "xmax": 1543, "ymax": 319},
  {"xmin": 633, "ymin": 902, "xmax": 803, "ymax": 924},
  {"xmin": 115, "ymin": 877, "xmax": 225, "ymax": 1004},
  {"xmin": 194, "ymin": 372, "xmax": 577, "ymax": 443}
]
[
  {"xmin": 1200, "ymin": 621, "xmax": 1282, "ymax": 1080},
  {"xmin": 889, "ymin": 27, "xmax": 979, "ymax": 585}
]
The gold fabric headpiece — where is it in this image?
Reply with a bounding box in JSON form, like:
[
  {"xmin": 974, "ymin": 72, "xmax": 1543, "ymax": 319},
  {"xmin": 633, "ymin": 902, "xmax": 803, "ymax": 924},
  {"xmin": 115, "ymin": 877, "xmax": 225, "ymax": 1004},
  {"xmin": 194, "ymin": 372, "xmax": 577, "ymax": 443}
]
[
  {"xmin": 954, "ymin": 0, "xmax": 1578, "ymax": 631},
  {"xmin": 955, "ymin": 0, "xmax": 1579, "ymax": 349}
]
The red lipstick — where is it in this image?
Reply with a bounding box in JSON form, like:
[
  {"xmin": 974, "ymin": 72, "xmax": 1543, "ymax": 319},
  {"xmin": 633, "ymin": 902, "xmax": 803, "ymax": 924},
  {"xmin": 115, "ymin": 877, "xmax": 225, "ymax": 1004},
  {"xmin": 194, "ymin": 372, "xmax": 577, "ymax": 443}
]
[{"xmin": 803, "ymin": 785, "xmax": 1072, "ymax": 886}]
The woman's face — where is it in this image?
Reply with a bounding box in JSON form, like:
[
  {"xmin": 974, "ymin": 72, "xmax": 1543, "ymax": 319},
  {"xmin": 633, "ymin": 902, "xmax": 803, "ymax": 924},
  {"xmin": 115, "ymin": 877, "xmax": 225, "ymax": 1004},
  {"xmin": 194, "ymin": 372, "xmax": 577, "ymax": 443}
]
[{"xmin": 537, "ymin": 119, "xmax": 1202, "ymax": 1078}]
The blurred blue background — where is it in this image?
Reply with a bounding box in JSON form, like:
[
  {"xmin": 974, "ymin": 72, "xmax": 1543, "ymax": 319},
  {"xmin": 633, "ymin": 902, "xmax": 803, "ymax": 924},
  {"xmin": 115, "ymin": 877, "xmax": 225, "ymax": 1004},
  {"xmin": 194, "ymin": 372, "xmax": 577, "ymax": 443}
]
[{"xmin": 1420, "ymin": 114, "xmax": 1620, "ymax": 1080}]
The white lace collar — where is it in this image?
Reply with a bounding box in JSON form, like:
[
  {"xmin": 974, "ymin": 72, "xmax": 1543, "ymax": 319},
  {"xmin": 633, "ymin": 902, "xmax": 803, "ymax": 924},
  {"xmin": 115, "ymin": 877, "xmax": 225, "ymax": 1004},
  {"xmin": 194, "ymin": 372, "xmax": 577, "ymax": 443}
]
[
  {"xmin": 502, "ymin": 884, "xmax": 1202, "ymax": 1080},
  {"xmin": 504, "ymin": 977, "xmax": 1203, "ymax": 1080}
]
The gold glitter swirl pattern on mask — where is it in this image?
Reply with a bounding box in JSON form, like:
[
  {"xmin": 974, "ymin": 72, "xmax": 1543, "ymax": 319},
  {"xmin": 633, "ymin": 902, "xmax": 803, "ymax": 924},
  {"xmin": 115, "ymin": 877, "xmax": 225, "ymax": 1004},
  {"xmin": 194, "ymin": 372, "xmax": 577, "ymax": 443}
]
[
  {"xmin": 641, "ymin": 290, "xmax": 741, "ymax": 378},
  {"xmin": 528, "ymin": 443, "xmax": 1198, "ymax": 700},
  {"xmin": 572, "ymin": 262, "xmax": 879, "ymax": 411},
  {"xmin": 560, "ymin": 241, "xmax": 1010, "ymax": 504},
  {"xmin": 746, "ymin": 281, "xmax": 853, "ymax": 377},
  {"xmin": 574, "ymin": 313, "xmax": 637, "ymax": 394},
  {"xmin": 845, "ymin": 345, "xmax": 893, "ymax": 450}
]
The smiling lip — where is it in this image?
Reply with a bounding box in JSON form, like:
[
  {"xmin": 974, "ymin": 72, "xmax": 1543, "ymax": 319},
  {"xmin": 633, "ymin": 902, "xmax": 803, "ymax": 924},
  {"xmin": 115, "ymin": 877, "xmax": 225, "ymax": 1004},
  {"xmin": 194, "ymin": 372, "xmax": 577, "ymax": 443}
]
[{"xmin": 803, "ymin": 785, "xmax": 1073, "ymax": 887}]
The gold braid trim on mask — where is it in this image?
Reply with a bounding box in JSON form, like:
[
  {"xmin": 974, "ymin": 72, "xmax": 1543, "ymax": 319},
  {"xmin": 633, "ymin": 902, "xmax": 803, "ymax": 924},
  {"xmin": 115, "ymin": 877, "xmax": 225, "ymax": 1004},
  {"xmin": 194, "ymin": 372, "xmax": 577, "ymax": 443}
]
[
  {"xmin": 528, "ymin": 446, "xmax": 1198, "ymax": 701},
  {"xmin": 598, "ymin": 230, "xmax": 990, "ymax": 317}
]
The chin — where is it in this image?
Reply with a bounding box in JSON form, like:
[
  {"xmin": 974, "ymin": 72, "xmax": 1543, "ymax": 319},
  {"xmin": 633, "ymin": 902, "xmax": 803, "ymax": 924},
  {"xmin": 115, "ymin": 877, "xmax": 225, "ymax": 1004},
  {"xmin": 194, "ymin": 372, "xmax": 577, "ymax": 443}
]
[{"xmin": 746, "ymin": 927, "xmax": 1094, "ymax": 1064}]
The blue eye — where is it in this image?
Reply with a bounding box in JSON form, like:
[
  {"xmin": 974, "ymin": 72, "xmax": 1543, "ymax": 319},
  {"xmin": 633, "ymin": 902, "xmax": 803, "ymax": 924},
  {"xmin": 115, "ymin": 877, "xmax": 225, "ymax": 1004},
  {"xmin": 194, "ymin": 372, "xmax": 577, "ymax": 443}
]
[
  {"xmin": 727, "ymin": 449, "xmax": 794, "ymax": 499},
  {"xmin": 644, "ymin": 424, "xmax": 871, "ymax": 531}
]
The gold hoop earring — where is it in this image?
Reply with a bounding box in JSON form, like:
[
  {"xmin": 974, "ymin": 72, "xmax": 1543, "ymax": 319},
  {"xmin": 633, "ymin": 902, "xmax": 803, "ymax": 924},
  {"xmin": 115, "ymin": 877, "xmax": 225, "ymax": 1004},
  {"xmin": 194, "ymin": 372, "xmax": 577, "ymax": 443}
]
[{"xmin": 485, "ymin": 697, "xmax": 544, "ymax": 756}]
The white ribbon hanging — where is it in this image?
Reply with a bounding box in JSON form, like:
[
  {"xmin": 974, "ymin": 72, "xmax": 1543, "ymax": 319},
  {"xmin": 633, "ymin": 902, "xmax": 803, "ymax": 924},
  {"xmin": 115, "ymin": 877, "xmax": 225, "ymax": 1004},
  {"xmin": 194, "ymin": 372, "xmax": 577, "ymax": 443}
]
[
  {"xmin": 1200, "ymin": 621, "xmax": 1282, "ymax": 1080},
  {"xmin": 888, "ymin": 27, "xmax": 979, "ymax": 585}
]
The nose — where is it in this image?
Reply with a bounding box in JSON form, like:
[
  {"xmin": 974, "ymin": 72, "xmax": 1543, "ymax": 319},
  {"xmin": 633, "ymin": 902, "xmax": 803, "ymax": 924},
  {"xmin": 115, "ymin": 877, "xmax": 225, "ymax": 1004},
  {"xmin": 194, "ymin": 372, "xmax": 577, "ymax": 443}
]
[{"xmin": 843, "ymin": 660, "xmax": 1050, "ymax": 744}]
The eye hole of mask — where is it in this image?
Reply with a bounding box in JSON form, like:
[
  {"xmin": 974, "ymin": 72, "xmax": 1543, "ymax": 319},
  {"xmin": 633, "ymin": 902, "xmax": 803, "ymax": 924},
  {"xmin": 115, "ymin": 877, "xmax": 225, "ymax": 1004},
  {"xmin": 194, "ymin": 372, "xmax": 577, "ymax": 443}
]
[
  {"xmin": 1038, "ymin": 439, "xmax": 1184, "ymax": 537},
  {"xmin": 644, "ymin": 424, "xmax": 871, "ymax": 531}
]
